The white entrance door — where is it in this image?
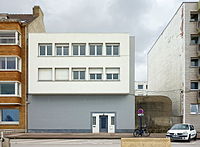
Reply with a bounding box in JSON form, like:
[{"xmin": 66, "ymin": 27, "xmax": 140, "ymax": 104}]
[{"xmin": 92, "ymin": 113, "xmax": 115, "ymax": 133}]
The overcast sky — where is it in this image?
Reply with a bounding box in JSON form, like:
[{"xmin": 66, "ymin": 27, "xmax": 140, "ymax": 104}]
[{"xmin": 0, "ymin": 0, "xmax": 198, "ymax": 81}]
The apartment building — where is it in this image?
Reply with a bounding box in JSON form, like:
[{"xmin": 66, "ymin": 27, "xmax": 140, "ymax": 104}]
[
  {"xmin": 148, "ymin": 2, "xmax": 200, "ymax": 131},
  {"xmin": 28, "ymin": 33, "xmax": 135, "ymax": 133},
  {"xmin": 0, "ymin": 6, "xmax": 45, "ymax": 131},
  {"xmin": 135, "ymin": 81, "xmax": 148, "ymax": 96}
]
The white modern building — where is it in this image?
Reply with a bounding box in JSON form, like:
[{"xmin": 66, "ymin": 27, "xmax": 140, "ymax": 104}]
[
  {"xmin": 148, "ymin": 2, "xmax": 200, "ymax": 131},
  {"xmin": 135, "ymin": 81, "xmax": 148, "ymax": 96},
  {"xmin": 28, "ymin": 33, "xmax": 135, "ymax": 133}
]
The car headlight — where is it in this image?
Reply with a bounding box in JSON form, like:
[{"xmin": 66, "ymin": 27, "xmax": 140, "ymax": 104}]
[
  {"xmin": 182, "ymin": 131, "xmax": 188, "ymax": 135},
  {"xmin": 166, "ymin": 131, "xmax": 170, "ymax": 135}
]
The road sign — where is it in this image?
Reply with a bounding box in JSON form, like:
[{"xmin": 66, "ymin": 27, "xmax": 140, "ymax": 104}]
[{"xmin": 137, "ymin": 108, "xmax": 144, "ymax": 117}]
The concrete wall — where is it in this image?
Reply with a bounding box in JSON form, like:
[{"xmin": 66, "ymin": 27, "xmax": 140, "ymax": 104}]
[
  {"xmin": 28, "ymin": 94, "xmax": 135, "ymax": 132},
  {"xmin": 184, "ymin": 3, "xmax": 200, "ymax": 131},
  {"xmin": 147, "ymin": 3, "xmax": 185, "ymax": 117},
  {"xmin": 28, "ymin": 33, "xmax": 131, "ymax": 94}
]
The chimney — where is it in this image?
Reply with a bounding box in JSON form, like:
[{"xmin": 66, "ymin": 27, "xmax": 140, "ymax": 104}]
[{"xmin": 33, "ymin": 6, "xmax": 43, "ymax": 17}]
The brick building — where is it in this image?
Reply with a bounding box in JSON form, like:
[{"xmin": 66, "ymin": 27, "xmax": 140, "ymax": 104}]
[{"xmin": 0, "ymin": 6, "xmax": 45, "ymax": 131}]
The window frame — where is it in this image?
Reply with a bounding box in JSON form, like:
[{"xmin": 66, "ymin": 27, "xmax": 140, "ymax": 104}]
[
  {"xmin": 0, "ymin": 109, "xmax": 20, "ymax": 125},
  {"xmin": 55, "ymin": 44, "xmax": 69, "ymax": 56},
  {"xmin": 39, "ymin": 43, "xmax": 53, "ymax": 56},
  {"xmin": 55, "ymin": 68, "xmax": 69, "ymax": 81},
  {"xmin": 0, "ymin": 56, "xmax": 20, "ymax": 71},
  {"xmin": 38, "ymin": 68, "xmax": 53, "ymax": 81},
  {"xmin": 0, "ymin": 30, "xmax": 21, "ymax": 46},
  {"xmin": 191, "ymin": 58, "xmax": 199, "ymax": 67},
  {"xmin": 190, "ymin": 81, "xmax": 199, "ymax": 90},
  {"xmin": 138, "ymin": 85, "xmax": 144, "ymax": 90},
  {"xmin": 72, "ymin": 68, "xmax": 86, "ymax": 80},
  {"xmin": 0, "ymin": 81, "xmax": 20, "ymax": 97},
  {"xmin": 72, "ymin": 44, "xmax": 86, "ymax": 56},
  {"xmin": 89, "ymin": 44, "xmax": 103, "ymax": 56},
  {"xmin": 190, "ymin": 104, "xmax": 199, "ymax": 114},
  {"xmin": 106, "ymin": 43, "xmax": 120, "ymax": 56},
  {"xmin": 190, "ymin": 12, "xmax": 198, "ymax": 22},
  {"xmin": 190, "ymin": 35, "xmax": 199, "ymax": 45}
]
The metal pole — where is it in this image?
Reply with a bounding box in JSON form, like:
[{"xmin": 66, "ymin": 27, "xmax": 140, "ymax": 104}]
[{"xmin": 139, "ymin": 116, "xmax": 142, "ymax": 135}]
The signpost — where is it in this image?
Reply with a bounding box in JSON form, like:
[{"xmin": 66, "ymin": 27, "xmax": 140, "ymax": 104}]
[{"xmin": 137, "ymin": 108, "xmax": 144, "ymax": 133}]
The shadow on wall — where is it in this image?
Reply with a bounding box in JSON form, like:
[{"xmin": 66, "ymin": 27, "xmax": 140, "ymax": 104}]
[{"xmin": 135, "ymin": 96, "xmax": 182, "ymax": 132}]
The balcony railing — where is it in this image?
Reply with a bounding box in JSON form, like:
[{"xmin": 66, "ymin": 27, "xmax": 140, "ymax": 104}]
[
  {"xmin": 196, "ymin": 44, "xmax": 200, "ymax": 57},
  {"xmin": 197, "ymin": 21, "xmax": 200, "ymax": 34}
]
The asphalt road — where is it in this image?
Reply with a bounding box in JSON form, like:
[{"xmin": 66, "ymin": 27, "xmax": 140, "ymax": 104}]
[{"xmin": 10, "ymin": 139, "xmax": 200, "ymax": 147}]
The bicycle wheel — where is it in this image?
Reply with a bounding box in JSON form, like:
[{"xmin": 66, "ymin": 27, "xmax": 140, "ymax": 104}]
[
  {"xmin": 133, "ymin": 129, "xmax": 140, "ymax": 137},
  {"xmin": 143, "ymin": 129, "xmax": 150, "ymax": 137}
]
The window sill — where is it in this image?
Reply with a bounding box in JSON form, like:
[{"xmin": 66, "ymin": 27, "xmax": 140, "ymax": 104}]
[
  {"xmin": 0, "ymin": 122, "xmax": 19, "ymax": 125},
  {"xmin": 0, "ymin": 95, "xmax": 21, "ymax": 97},
  {"xmin": 190, "ymin": 89, "xmax": 199, "ymax": 91},
  {"xmin": 0, "ymin": 69, "xmax": 21, "ymax": 72},
  {"xmin": 190, "ymin": 66, "xmax": 199, "ymax": 68}
]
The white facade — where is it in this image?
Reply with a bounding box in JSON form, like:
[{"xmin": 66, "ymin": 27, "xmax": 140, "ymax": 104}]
[
  {"xmin": 29, "ymin": 33, "xmax": 132, "ymax": 94},
  {"xmin": 135, "ymin": 81, "xmax": 148, "ymax": 96},
  {"xmin": 148, "ymin": 2, "xmax": 200, "ymax": 131}
]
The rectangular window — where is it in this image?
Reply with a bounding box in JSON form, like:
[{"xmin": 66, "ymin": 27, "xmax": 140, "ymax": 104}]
[
  {"xmin": 0, "ymin": 82, "xmax": 20, "ymax": 96},
  {"xmin": 0, "ymin": 109, "xmax": 19, "ymax": 124},
  {"xmin": 190, "ymin": 12, "xmax": 198, "ymax": 22},
  {"xmin": 191, "ymin": 35, "xmax": 199, "ymax": 45},
  {"xmin": 191, "ymin": 58, "xmax": 199, "ymax": 67},
  {"xmin": 0, "ymin": 57, "xmax": 20, "ymax": 70},
  {"xmin": 92, "ymin": 116, "xmax": 96, "ymax": 125},
  {"xmin": 111, "ymin": 116, "xmax": 115, "ymax": 125},
  {"xmin": 106, "ymin": 44, "xmax": 120, "ymax": 56},
  {"xmin": 55, "ymin": 44, "xmax": 69, "ymax": 56},
  {"xmin": 106, "ymin": 68, "xmax": 120, "ymax": 80},
  {"xmin": 72, "ymin": 44, "xmax": 86, "ymax": 56},
  {"xmin": 38, "ymin": 68, "xmax": 52, "ymax": 81},
  {"xmin": 190, "ymin": 104, "xmax": 200, "ymax": 114},
  {"xmin": 0, "ymin": 31, "xmax": 20, "ymax": 45},
  {"xmin": 39, "ymin": 44, "xmax": 52, "ymax": 56},
  {"xmin": 72, "ymin": 68, "xmax": 86, "ymax": 80},
  {"xmin": 191, "ymin": 82, "xmax": 199, "ymax": 90},
  {"xmin": 55, "ymin": 68, "xmax": 69, "ymax": 81},
  {"xmin": 138, "ymin": 85, "xmax": 144, "ymax": 89},
  {"xmin": 89, "ymin": 68, "xmax": 103, "ymax": 80},
  {"xmin": 89, "ymin": 44, "xmax": 102, "ymax": 56}
]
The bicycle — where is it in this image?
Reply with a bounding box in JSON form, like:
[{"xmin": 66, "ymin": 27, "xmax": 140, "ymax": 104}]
[{"xmin": 133, "ymin": 127, "xmax": 150, "ymax": 137}]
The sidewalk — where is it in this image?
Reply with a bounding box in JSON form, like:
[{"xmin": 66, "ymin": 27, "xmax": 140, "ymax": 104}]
[{"xmin": 4, "ymin": 132, "xmax": 200, "ymax": 139}]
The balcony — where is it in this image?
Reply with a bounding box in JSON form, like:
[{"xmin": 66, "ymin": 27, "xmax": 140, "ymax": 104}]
[
  {"xmin": 0, "ymin": 31, "xmax": 21, "ymax": 46},
  {"xmin": 198, "ymin": 2, "xmax": 200, "ymax": 12},
  {"xmin": 197, "ymin": 21, "xmax": 200, "ymax": 34}
]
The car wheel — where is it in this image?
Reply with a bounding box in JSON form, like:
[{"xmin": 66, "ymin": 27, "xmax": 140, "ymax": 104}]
[
  {"xmin": 187, "ymin": 135, "xmax": 191, "ymax": 142},
  {"xmin": 194, "ymin": 134, "xmax": 197, "ymax": 141}
]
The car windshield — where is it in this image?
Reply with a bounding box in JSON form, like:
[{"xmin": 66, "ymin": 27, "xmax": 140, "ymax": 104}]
[{"xmin": 171, "ymin": 124, "xmax": 189, "ymax": 130}]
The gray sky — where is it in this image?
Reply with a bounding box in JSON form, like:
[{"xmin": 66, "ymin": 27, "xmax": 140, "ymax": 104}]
[{"xmin": 0, "ymin": 0, "xmax": 198, "ymax": 81}]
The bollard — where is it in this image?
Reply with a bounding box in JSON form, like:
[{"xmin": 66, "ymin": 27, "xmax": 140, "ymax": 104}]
[{"xmin": 121, "ymin": 138, "xmax": 171, "ymax": 147}]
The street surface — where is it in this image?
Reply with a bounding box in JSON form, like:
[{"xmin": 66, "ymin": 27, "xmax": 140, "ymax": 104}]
[{"xmin": 10, "ymin": 139, "xmax": 200, "ymax": 147}]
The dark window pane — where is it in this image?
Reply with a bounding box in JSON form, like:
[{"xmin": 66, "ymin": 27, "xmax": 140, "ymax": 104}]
[
  {"xmin": 113, "ymin": 46, "xmax": 119, "ymax": 55},
  {"xmin": 191, "ymin": 59, "xmax": 198, "ymax": 66},
  {"xmin": 97, "ymin": 74, "xmax": 102, "ymax": 79},
  {"xmin": 0, "ymin": 83, "xmax": 15, "ymax": 94},
  {"xmin": 80, "ymin": 45, "xmax": 86, "ymax": 55},
  {"xmin": 80, "ymin": 71, "xmax": 85, "ymax": 79},
  {"xmin": 90, "ymin": 45, "xmax": 95, "ymax": 55},
  {"xmin": 107, "ymin": 74, "xmax": 112, "ymax": 79},
  {"xmin": 73, "ymin": 45, "xmax": 79, "ymax": 55},
  {"xmin": 191, "ymin": 36, "xmax": 198, "ymax": 44},
  {"xmin": 63, "ymin": 46, "xmax": 69, "ymax": 55},
  {"xmin": 0, "ymin": 57, "xmax": 5, "ymax": 69},
  {"xmin": 97, "ymin": 45, "xmax": 102, "ymax": 55},
  {"xmin": 191, "ymin": 104, "xmax": 198, "ymax": 113},
  {"xmin": 47, "ymin": 45, "xmax": 52, "ymax": 55},
  {"xmin": 56, "ymin": 46, "xmax": 62, "ymax": 55},
  {"xmin": 40, "ymin": 46, "xmax": 45, "ymax": 55},
  {"xmin": 92, "ymin": 116, "xmax": 96, "ymax": 125},
  {"xmin": 73, "ymin": 71, "xmax": 79, "ymax": 79},
  {"xmin": 113, "ymin": 74, "xmax": 119, "ymax": 79},
  {"xmin": 191, "ymin": 82, "xmax": 198, "ymax": 89},
  {"xmin": 111, "ymin": 116, "xmax": 115, "ymax": 125},
  {"xmin": 138, "ymin": 85, "xmax": 144, "ymax": 89},
  {"xmin": 106, "ymin": 46, "xmax": 112, "ymax": 55},
  {"xmin": 7, "ymin": 57, "xmax": 16, "ymax": 69},
  {"xmin": 190, "ymin": 14, "xmax": 198, "ymax": 21},
  {"xmin": 90, "ymin": 74, "xmax": 95, "ymax": 79},
  {"xmin": 2, "ymin": 109, "xmax": 19, "ymax": 121}
]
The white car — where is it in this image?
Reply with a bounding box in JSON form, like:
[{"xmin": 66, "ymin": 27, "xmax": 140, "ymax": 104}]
[{"xmin": 166, "ymin": 124, "xmax": 197, "ymax": 141}]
